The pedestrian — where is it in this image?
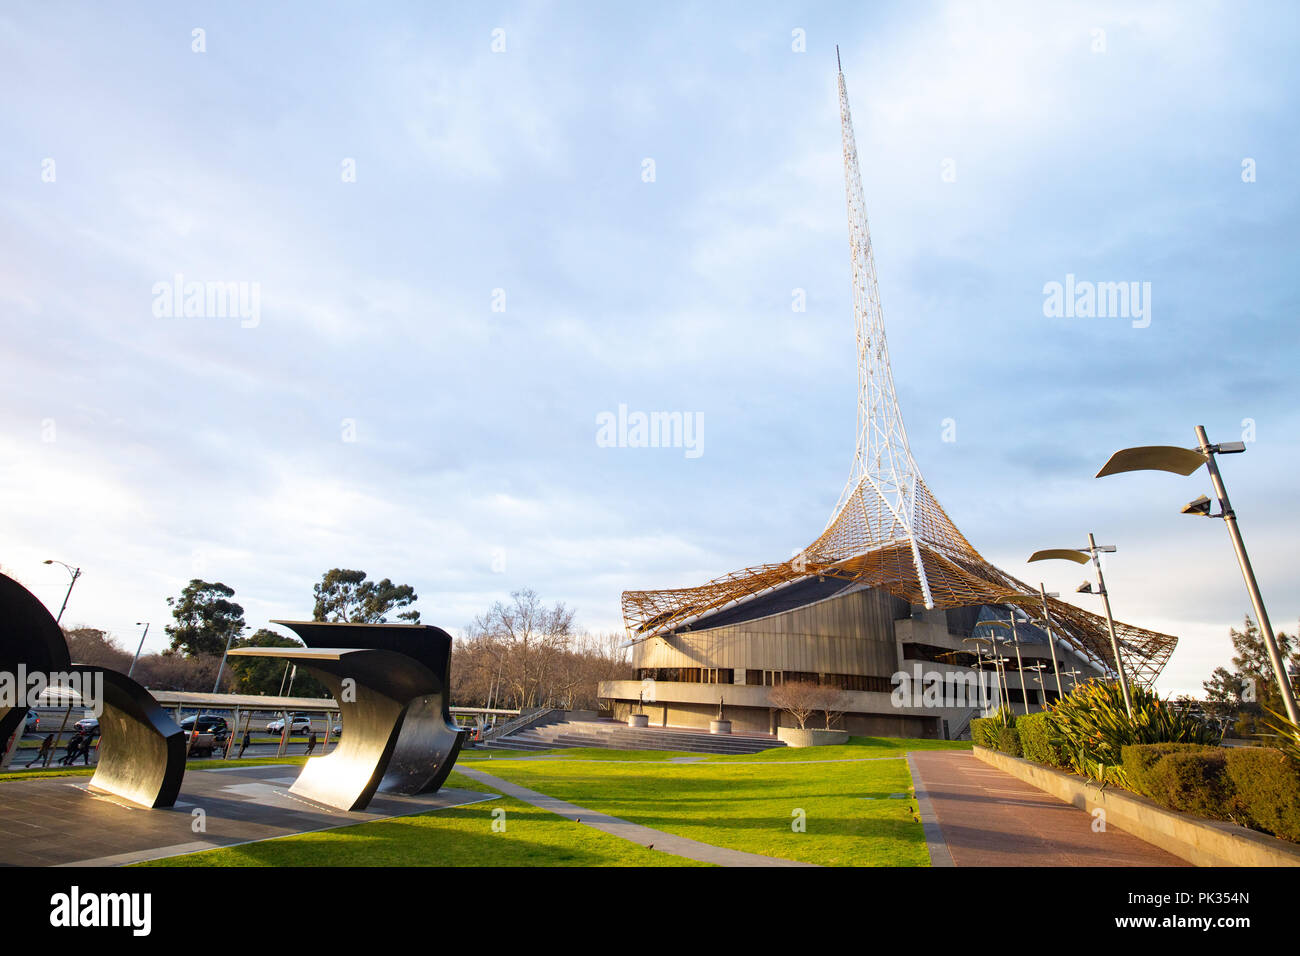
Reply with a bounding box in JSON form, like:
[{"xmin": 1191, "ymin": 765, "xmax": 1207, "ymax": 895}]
[
  {"xmin": 77, "ymin": 733, "xmax": 93, "ymax": 765},
  {"xmin": 59, "ymin": 732, "xmax": 82, "ymax": 766},
  {"xmin": 27, "ymin": 733, "xmax": 54, "ymax": 767},
  {"xmin": 305, "ymin": 730, "xmax": 318, "ymax": 756},
  {"xmin": 238, "ymin": 729, "xmax": 251, "ymax": 758}
]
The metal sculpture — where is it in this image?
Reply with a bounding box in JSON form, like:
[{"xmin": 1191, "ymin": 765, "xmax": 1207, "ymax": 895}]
[
  {"xmin": 228, "ymin": 620, "xmax": 464, "ymax": 812},
  {"xmin": 620, "ymin": 58, "xmax": 1178, "ymax": 687},
  {"xmin": 0, "ymin": 571, "xmax": 186, "ymax": 806}
]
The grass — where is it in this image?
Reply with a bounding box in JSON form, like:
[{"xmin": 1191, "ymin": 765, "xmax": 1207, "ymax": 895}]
[
  {"xmin": 137, "ymin": 770, "xmax": 707, "ymax": 867},
  {"xmin": 143, "ymin": 736, "xmax": 955, "ymax": 867},
  {"xmin": 471, "ymin": 737, "xmax": 947, "ymax": 866}
]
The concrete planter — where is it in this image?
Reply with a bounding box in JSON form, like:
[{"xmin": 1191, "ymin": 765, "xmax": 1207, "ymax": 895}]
[
  {"xmin": 777, "ymin": 727, "xmax": 849, "ymax": 748},
  {"xmin": 974, "ymin": 746, "xmax": 1300, "ymax": 867},
  {"xmin": 709, "ymin": 719, "xmax": 732, "ymax": 735},
  {"xmin": 627, "ymin": 714, "xmax": 649, "ymax": 728}
]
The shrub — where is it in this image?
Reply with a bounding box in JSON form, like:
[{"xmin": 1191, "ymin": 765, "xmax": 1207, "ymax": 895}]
[
  {"xmin": 1121, "ymin": 743, "xmax": 1221, "ymax": 799},
  {"xmin": 1143, "ymin": 749, "xmax": 1233, "ymax": 820},
  {"xmin": 994, "ymin": 724, "xmax": 1022, "ymax": 757},
  {"xmin": 1050, "ymin": 679, "xmax": 1219, "ymax": 774},
  {"xmin": 1225, "ymin": 747, "xmax": 1300, "ymax": 842},
  {"xmin": 970, "ymin": 717, "xmax": 995, "ymax": 749},
  {"xmin": 1018, "ymin": 712, "xmax": 1068, "ymax": 768}
]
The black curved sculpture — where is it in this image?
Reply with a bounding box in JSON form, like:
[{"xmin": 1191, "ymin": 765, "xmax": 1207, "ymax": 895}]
[
  {"xmin": 228, "ymin": 620, "xmax": 465, "ymax": 812},
  {"xmin": 0, "ymin": 573, "xmax": 72, "ymax": 746},
  {"xmin": 0, "ymin": 572, "xmax": 185, "ymax": 807}
]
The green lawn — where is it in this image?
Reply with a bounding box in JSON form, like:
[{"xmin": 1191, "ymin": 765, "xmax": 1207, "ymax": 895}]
[
  {"xmin": 471, "ymin": 737, "xmax": 952, "ymax": 866},
  {"xmin": 137, "ymin": 770, "xmax": 707, "ymax": 867},
  {"xmin": 0, "ymin": 754, "xmax": 308, "ymax": 783},
  {"xmin": 138, "ymin": 736, "xmax": 958, "ymax": 867}
]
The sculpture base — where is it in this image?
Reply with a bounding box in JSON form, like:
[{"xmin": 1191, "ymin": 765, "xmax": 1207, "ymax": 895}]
[
  {"xmin": 709, "ymin": 719, "xmax": 732, "ymax": 734},
  {"xmin": 627, "ymin": 714, "xmax": 649, "ymax": 728}
]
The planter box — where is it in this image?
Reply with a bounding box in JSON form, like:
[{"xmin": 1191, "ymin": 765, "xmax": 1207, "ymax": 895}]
[
  {"xmin": 974, "ymin": 746, "xmax": 1300, "ymax": 867},
  {"xmin": 777, "ymin": 727, "xmax": 849, "ymax": 748},
  {"xmin": 627, "ymin": 714, "xmax": 649, "ymax": 728},
  {"xmin": 709, "ymin": 719, "xmax": 732, "ymax": 735}
]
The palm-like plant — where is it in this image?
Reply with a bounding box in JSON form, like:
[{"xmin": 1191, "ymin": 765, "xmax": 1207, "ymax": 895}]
[
  {"xmin": 1259, "ymin": 708, "xmax": 1300, "ymax": 764},
  {"xmin": 1048, "ymin": 679, "xmax": 1219, "ymax": 778}
]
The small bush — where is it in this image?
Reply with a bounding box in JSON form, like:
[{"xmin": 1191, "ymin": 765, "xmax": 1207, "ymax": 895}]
[
  {"xmin": 1225, "ymin": 748, "xmax": 1300, "ymax": 842},
  {"xmin": 1018, "ymin": 712, "xmax": 1068, "ymax": 768},
  {"xmin": 1121, "ymin": 743, "xmax": 1221, "ymax": 799},
  {"xmin": 970, "ymin": 718, "xmax": 996, "ymax": 749},
  {"xmin": 994, "ymin": 724, "xmax": 1022, "ymax": 757},
  {"xmin": 1143, "ymin": 749, "xmax": 1233, "ymax": 820}
]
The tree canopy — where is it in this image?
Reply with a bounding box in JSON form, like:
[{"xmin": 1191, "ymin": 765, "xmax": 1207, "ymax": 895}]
[
  {"xmin": 312, "ymin": 568, "xmax": 420, "ymax": 624},
  {"xmin": 164, "ymin": 579, "xmax": 246, "ymax": 656}
]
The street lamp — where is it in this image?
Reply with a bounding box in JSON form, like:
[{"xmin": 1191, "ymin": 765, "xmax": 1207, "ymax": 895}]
[
  {"xmin": 1029, "ymin": 535, "xmax": 1134, "ymax": 717},
  {"xmin": 43, "ymin": 559, "xmax": 82, "ymax": 625},
  {"xmin": 1061, "ymin": 667, "xmax": 1083, "ymax": 691},
  {"xmin": 129, "ymin": 622, "xmax": 149, "ymax": 677},
  {"xmin": 1029, "ymin": 584, "xmax": 1064, "ymax": 699},
  {"xmin": 1023, "ymin": 664, "xmax": 1048, "ymax": 711},
  {"xmin": 962, "ymin": 637, "xmax": 993, "ymax": 712},
  {"xmin": 981, "ymin": 617, "xmax": 1032, "ymax": 715},
  {"xmin": 1096, "ymin": 425, "xmax": 1299, "ymax": 727}
]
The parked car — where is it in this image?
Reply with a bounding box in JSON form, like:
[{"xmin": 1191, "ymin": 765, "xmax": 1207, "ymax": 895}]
[
  {"xmin": 266, "ymin": 715, "xmax": 314, "ymax": 736},
  {"xmin": 73, "ymin": 717, "xmax": 99, "ymax": 736},
  {"xmin": 24, "ymin": 711, "xmax": 39, "ymax": 733},
  {"xmin": 180, "ymin": 714, "xmax": 229, "ymax": 743}
]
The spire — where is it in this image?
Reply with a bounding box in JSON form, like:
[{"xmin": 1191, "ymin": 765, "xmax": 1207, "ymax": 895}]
[{"xmin": 826, "ymin": 62, "xmax": 935, "ymax": 608}]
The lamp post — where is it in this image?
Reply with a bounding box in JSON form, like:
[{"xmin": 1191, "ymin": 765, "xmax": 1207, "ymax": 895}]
[
  {"xmin": 1096, "ymin": 425, "xmax": 1299, "ymax": 727},
  {"xmin": 982, "ymin": 618, "xmax": 1031, "ymax": 715},
  {"xmin": 1061, "ymin": 667, "xmax": 1083, "ymax": 691},
  {"xmin": 962, "ymin": 637, "xmax": 992, "ymax": 712},
  {"xmin": 1030, "ymin": 585, "xmax": 1065, "ymax": 699},
  {"xmin": 1024, "ymin": 664, "xmax": 1048, "ymax": 711},
  {"xmin": 1029, "ymin": 537, "xmax": 1134, "ymax": 717},
  {"xmin": 129, "ymin": 622, "xmax": 149, "ymax": 677},
  {"xmin": 43, "ymin": 559, "xmax": 82, "ymax": 625}
]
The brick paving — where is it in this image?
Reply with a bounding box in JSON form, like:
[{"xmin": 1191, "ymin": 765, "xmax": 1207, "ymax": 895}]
[{"xmin": 908, "ymin": 750, "xmax": 1188, "ymax": 866}]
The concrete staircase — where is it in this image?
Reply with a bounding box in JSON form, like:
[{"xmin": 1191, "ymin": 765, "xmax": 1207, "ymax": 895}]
[{"xmin": 491, "ymin": 718, "xmax": 786, "ymax": 756}]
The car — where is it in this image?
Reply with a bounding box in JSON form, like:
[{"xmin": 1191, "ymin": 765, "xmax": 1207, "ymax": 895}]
[
  {"xmin": 24, "ymin": 711, "xmax": 39, "ymax": 733},
  {"xmin": 73, "ymin": 717, "xmax": 99, "ymax": 736},
  {"xmin": 266, "ymin": 715, "xmax": 314, "ymax": 736},
  {"xmin": 180, "ymin": 714, "xmax": 229, "ymax": 743}
]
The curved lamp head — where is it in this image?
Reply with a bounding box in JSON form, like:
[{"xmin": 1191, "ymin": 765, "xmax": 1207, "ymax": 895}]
[
  {"xmin": 1096, "ymin": 445, "xmax": 1208, "ymax": 478},
  {"xmin": 1028, "ymin": 548, "xmax": 1090, "ymax": 565}
]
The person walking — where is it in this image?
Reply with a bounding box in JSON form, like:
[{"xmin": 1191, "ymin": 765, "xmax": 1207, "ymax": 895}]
[
  {"xmin": 27, "ymin": 733, "xmax": 54, "ymax": 767},
  {"xmin": 305, "ymin": 730, "xmax": 318, "ymax": 756},
  {"xmin": 59, "ymin": 732, "xmax": 82, "ymax": 766},
  {"xmin": 238, "ymin": 729, "xmax": 251, "ymax": 758}
]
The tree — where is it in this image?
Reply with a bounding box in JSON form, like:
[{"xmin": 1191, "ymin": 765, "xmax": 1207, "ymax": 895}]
[
  {"xmin": 165, "ymin": 580, "xmax": 245, "ymax": 657},
  {"xmin": 768, "ymin": 680, "xmax": 823, "ymax": 730},
  {"xmin": 814, "ymin": 683, "xmax": 847, "ymax": 730},
  {"xmin": 62, "ymin": 627, "xmax": 131, "ymax": 671},
  {"xmin": 225, "ymin": 628, "xmax": 330, "ymax": 698},
  {"xmin": 312, "ymin": 569, "xmax": 420, "ymax": 624},
  {"xmin": 1201, "ymin": 616, "xmax": 1299, "ymax": 736},
  {"xmin": 465, "ymin": 588, "xmax": 575, "ymax": 708}
]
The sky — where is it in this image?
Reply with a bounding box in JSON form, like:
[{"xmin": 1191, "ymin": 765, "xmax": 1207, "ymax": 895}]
[{"xmin": 1, "ymin": 1, "xmax": 1297, "ymax": 696}]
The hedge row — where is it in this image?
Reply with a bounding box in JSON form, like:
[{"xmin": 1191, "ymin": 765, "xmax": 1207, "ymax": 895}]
[
  {"xmin": 972, "ymin": 715, "xmax": 1300, "ymax": 843},
  {"xmin": 1121, "ymin": 742, "xmax": 1300, "ymax": 842}
]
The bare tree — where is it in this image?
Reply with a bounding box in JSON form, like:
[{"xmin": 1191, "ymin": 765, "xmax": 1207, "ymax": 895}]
[
  {"xmin": 768, "ymin": 680, "xmax": 823, "ymax": 730},
  {"xmin": 813, "ymin": 684, "xmax": 847, "ymax": 730},
  {"xmin": 466, "ymin": 588, "xmax": 575, "ymax": 708}
]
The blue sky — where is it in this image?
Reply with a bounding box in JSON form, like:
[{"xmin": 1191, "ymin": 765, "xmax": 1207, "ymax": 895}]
[{"xmin": 1, "ymin": 1, "xmax": 1297, "ymax": 695}]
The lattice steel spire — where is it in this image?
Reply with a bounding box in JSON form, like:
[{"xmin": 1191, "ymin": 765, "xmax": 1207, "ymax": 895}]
[{"xmin": 826, "ymin": 50, "xmax": 934, "ymax": 608}]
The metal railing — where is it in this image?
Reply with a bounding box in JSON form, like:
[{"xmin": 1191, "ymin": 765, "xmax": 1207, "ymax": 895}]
[{"xmin": 478, "ymin": 707, "xmax": 561, "ymax": 743}]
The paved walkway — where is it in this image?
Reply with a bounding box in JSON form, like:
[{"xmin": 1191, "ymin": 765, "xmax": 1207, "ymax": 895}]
[
  {"xmin": 456, "ymin": 766, "xmax": 814, "ymax": 867},
  {"xmin": 908, "ymin": 750, "xmax": 1188, "ymax": 867}
]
